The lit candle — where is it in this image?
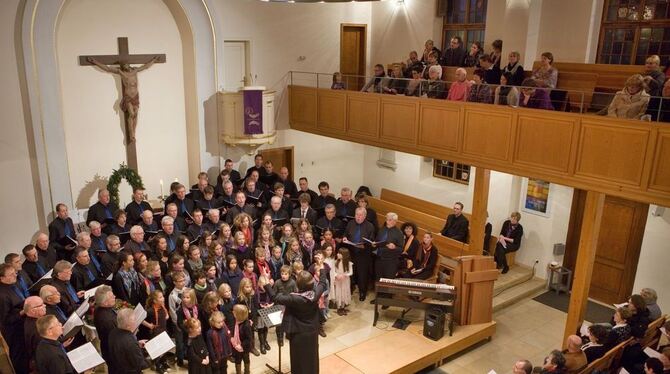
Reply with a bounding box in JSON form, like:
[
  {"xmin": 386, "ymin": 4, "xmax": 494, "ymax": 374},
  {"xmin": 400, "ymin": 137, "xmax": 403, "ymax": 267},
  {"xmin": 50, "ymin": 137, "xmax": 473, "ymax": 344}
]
[{"xmin": 159, "ymin": 179, "xmax": 164, "ymax": 197}]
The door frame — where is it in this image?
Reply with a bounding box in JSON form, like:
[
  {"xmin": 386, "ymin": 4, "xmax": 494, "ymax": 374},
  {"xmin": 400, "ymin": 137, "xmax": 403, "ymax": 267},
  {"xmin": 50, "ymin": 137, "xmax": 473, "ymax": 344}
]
[
  {"xmin": 340, "ymin": 23, "xmax": 367, "ymax": 77},
  {"xmin": 223, "ymin": 40, "xmax": 251, "ymax": 88},
  {"xmin": 260, "ymin": 146, "xmax": 295, "ymax": 177}
]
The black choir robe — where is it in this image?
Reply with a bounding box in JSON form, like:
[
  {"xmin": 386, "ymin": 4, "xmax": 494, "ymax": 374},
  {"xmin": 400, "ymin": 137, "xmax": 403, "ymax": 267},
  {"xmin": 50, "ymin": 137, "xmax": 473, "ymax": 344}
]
[
  {"xmin": 374, "ymin": 226, "xmax": 405, "ymax": 280},
  {"xmin": 50, "ymin": 278, "xmax": 80, "ymax": 315},
  {"xmin": 344, "ymin": 220, "xmax": 376, "ymax": 296},
  {"xmin": 440, "ymin": 214, "xmax": 469, "ymax": 243},
  {"xmin": 226, "ymin": 204, "xmax": 257, "ymax": 224},
  {"xmin": 93, "ymin": 306, "xmax": 117, "ymax": 362},
  {"xmin": 245, "ymin": 165, "xmax": 267, "ymax": 178},
  {"xmin": 71, "ymin": 262, "xmax": 103, "ymax": 292},
  {"xmin": 412, "ymin": 245, "xmax": 438, "ymax": 280},
  {"xmin": 87, "ymin": 201, "xmax": 119, "ymax": 227},
  {"xmin": 335, "ymin": 199, "xmax": 357, "ymax": 221},
  {"xmin": 36, "ymin": 243, "xmax": 58, "ymax": 269},
  {"xmin": 187, "ymin": 223, "xmax": 206, "ymax": 242},
  {"xmin": 203, "ymin": 220, "xmax": 224, "ymax": 234},
  {"xmin": 16, "ymin": 270, "xmax": 33, "ymax": 297},
  {"xmin": 24, "ymin": 316, "xmax": 40, "ymax": 369},
  {"xmin": 170, "ymin": 215, "xmax": 187, "ymax": 233},
  {"xmin": 278, "ymin": 178, "xmax": 298, "ymax": 198},
  {"xmin": 140, "ymin": 221, "xmax": 158, "ymax": 233},
  {"xmin": 107, "ymin": 328, "xmax": 149, "ymax": 374},
  {"xmin": 111, "ymin": 271, "xmax": 143, "ymax": 306},
  {"xmin": 298, "ymin": 189, "xmax": 320, "ymax": 208},
  {"xmin": 265, "ymin": 208, "xmax": 289, "ymax": 236},
  {"xmin": 35, "ymin": 338, "xmax": 75, "ymax": 374},
  {"xmin": 171, "ymin": 197, "xmax": 195, "ymax": 218},
  {"xmin": 314, "ymin": 216, "xmax": 344, "ymax": 240},
  {"xmin": 48, "ymin": 217, "xmax": 77, "ymax": 261},
  {"xmin": 100, "ymin": 251, "xmax": 121, "ymax": 279},
  {"xmin": 45, "ymin": 304, "xmax": 68, "ymax": 324},
  {"xmin": 124, "ymin": 239, "xmax": 151, "ymax": 255},
  {"xmin": 196, "ymin": 196, "xmax": 221, "ymax": 212},
  {"xmin": 0, "ymin": 282, "xmax": 26, "ymax": 371},
  {"xmin": 90, "ymin": 233, "xmax": 108, "ymax": 254},
  {"xmin": 312, "ymin": 195, "xmax": 336, "ymax": 214},
  {"xmin": 162, "ymin": 230, "xmax": 180, "ymax": 254},
  {"xmin": 244, "ymin": 188, "xmax": 265, "ymax": 209},
  {"xmin": 124, "ymin": 200, "xmax": 152, "ymax": 225},
  {"xmin": 291, "ymin": 206, "xmax": 318, "ymax": 226},
  {"xmin": 23, "ymin": 258, "xmax": 49, "ymax": 283},
  {"xmin": 265, "ymin": 268, "xmax": 328, "ymax": 374}
]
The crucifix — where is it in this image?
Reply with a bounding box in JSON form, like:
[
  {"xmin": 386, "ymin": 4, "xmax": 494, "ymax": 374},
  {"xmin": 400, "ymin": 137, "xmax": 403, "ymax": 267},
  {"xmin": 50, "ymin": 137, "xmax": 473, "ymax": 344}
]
[{"xmin": 79, "ymin": 37, "xmax": 166, "ymax": 170}]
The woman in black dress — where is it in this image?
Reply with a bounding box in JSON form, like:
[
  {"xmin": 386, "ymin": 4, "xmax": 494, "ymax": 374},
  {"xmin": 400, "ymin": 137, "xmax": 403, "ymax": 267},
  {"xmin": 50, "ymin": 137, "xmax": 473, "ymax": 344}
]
[{"xmin": 409, "ymin": 232, "xmax": 438, "ymax": 280}]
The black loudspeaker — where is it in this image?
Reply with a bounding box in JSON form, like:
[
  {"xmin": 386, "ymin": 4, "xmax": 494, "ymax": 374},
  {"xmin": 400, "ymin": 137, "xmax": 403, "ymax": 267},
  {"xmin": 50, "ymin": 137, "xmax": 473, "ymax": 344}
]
[
  {"xmin": 436, "ymin": 0, "xmax": 448, "ymax": 17},
  {"xmin": 423, "ymin": 306, "xmax": 445, "ymax": 341}
]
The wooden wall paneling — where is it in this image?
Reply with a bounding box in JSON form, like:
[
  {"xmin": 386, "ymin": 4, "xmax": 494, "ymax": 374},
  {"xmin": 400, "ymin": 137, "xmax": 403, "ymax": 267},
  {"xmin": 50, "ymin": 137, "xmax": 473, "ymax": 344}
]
[
  {"xmin": 379, "ymin": 97, "xmax": 418, "ymax": 144},
  {"xmin": 317, "ymin": 89, "xmax": 347, "ymax": 132},
  {"xmin": 346, "ymin": 93, "xmax": 380, "ymax": 138},
  {"xmin": 462, "ymin": 107, "xmax": 514, "ymax": 161},
  {"xmin": 575, "ymin": 120, "xmax": 650, "ymax": 186},
  {"xmin": 649, "ymin": 127, "xmax": 670, "ymax": 193},
  {"xmin": 513, "ymin": 113, "xmax": 578, "ymax": 173},
  {"xmin": 469, "ymin": 168, "xmax": 490, "ymax": 255},
  {"xmin": 289, "ymin": 86, "xmax": 317, "ymax": 128},
  {"xmin": 417, "ymin": 103, "xmax": 461, "ymax": 152}
]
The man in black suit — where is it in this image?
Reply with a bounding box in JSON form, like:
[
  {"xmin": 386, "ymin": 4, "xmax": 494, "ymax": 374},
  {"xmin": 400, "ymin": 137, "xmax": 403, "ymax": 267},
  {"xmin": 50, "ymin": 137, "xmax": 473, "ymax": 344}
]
[
  {"xmin": 35, "ymin": 232, "xmax": 58, "ymax": 269},
  {"xmin": 314, "ymin": 181, "xmax": 336, "ymax": 216},
  {"xmin": 124, "ymin": 187, "xmax": 152, "ymax": 225},
  {"xmin": 101, "ymin": 235, "xmax": 123, "ymax": 278},
  {"xmin": 48, "ymin": 203, "xmax": 77, "ymax": 261},
  {"xmin": 245, "ymin": 153, "xmax": 267, "ymax": 179},
  {"xmin": 139, "ymin": 210, "xmax": 158, "ymax": 232},
  {"xmin": 34, "ymin": 315, "xmax": 75, "ymax": 374},
  {"xmin": 160, "ymin": 216, "xmax": 180, "ymax": 254},
  {"xmin": 440, "ymin": 202, "xmax": 469, "ymax": 243},
  {"xmin": 22, "ymin": 244, "xmax": 49, "ymax": 283},
  {"xmin": 89, "ymin": 221, "xmax": 108, "ymax": 255},
  {"xmin": 292, "ymin": 193, "xmax": 318, "ymax": 226},
  {"xmin": 93, "ymin": 285, "xmax": 117, "ymax": 364},
  {"xmin": 224, "ymin": 158, "xmax": 242, "ymax": 186},
  {"xmin": 170, "ymin": 184, "xmax": 195, "ymax": 218},
  {"xmin": 186, "ymin": 208, "xmax": 206, "ymax": 241},
  {"xmin": 124, "ymin": 225, "xmax": 151, "ymax": 255},
  {"xmin": 278, "ymin": 167, "xmax": 298, "ymax": 199},
  {"xmin": 440, "ymin": 36, "xmax": 466, "ymax": 67},
  {"xmin": 0, "ymin": 263, "xmax": 27, "ymax": 372},
  {"xmin": 5, "ymin": 253, "xmax": 32, "ymax": 298},
  {"xmin": 343, "ymin": 207, "xmax": 376, "ymax": 301},
  {"xmin": 314, "ymin": 204, "xmax": 344, "ymax": 242},
  {"xmin": 107, "ymin": 308, "xmax": 149, "ymax": 374},
  {"xmin": 50, "ymin": 261, "xmax": 82, "ymax": 315},
  {"xmin": 373, "ymin": 212, "xmax": 405, "ymax": 282},
  {"xmin": 40, "ymin": 285, "xmax": 68, "ymax": 324},
  {"xmin": 23, "ymin": 295, "xmax": 47, "ymax": 371},
  {"xmin": 494, "ymin": 212, "xmax": 524, "ymax": 274},
  {"xmin": 335, "ymin": 187, "xmax": 357, "ymax": 222},
  {"xmin": 227, "ymin": 191, "xmax": 257, "ymax": 225},
  {"xmin": 165, "ymin": 203, "xmax": 187, "ymax": 233},
  {"xmin": 71, "ymin": 246, "xmax": 103, "ymax": 292},
  {"xmin": 297, "ymin": 177, "xmax": 319, "ymax": 209},
  {"xmin": 263, "ymin": 267, "xmax": 328, "ymax": 374},
  {"xmin": 87, "ymin": 189, "xmax": 119, "ymax": 230},
  {"xmin": 76, "ymin": 231, "xmax": 103, "ymax": 276}
]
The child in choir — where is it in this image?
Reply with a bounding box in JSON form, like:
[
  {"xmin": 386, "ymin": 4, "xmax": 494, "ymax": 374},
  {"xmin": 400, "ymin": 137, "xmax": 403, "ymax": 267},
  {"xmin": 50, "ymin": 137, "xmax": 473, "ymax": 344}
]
[
  {"xmin": 301, "ymin": 231, "xmax": 317, "ymax": 259},
  {"xmin": 185, "ymin": 318, "xmax": 212, "ymax": 374},
  {"xmin": 208, "ymin": 242, "xmax": 226, "ymax": 278},
  {"xmin": 241, "ymin": 259, "xmax": 258, "ymax": 291},
  {"xmin": 168, "ymin": 254, "xmax": 191, "ymax": 287},
  {"xmin": 186, "ymin": 245, "xmax": 204, "ymax": 277},
  {"xmin": 285, "ymin": 238, "xmax": 308, "ymax": 268},
  {"xmin": 309, "ymin": 250, "xmax": 330, "ymax": 336},
  {"xmin": 268, "ymin": 245, "xmax": 284, "ymax": 281},
  {"xmin": 199, "ymin": 231, "xmax": 213, "ymax": 261},
  {"xmin": 254, "ymin": 227, "xmax": 274, "ymax": 260},
  {"xmin": 322, "ymin": 243, "xmax": 337, "ymax": 310},
  {"xmin": 272, "ymin": 265, "xmax": 298, "ymax": 346},
  {"xmin": 255, "ymin": 247, "xmax": 273, "ymax": 285},
  {"xmin": 221, "ymin": 254, "xmax": 243, "ymax": 296},
  {"xmin": 168, "ymin": 271, "xmax": 187, "ymax": 367},
  {"xmin": 200, "ymin": 291, "xmax": 221, "ymax": 332},
  {"xmin": 232, "ymin": 231, "xmax": 252, "ymax": 264},
  {"xmin": 176, "ymin": 288, "xmax": 200, "ymax": 367},
  {"xmin": 320, "ymin": 228, "xmax": 337, "ymax": 251},
  {"xmin": 236, "ymin": 278, "xmax": 261, "ymax": 356},
  {"xmin": 193, "ymin": 270, "xmax": 211, "ymax": 304},
  {"xmin": 333, "ymin": 248, "xmax": 354, "ymax": 315},
  {"xmin": 217, "ymin": 223, "xmax": 234, "ymax": 252},
  {"xmin": 295, "ymin": 219, "xmax": 311, "ymax": 242},
  {"xmin": 278, "ymin": 223, "xmax": 295, "ymax": 257},
  {"xmin": 206, "ymin": 311, "xmax": 233, "ymax": 374},
  {"xmin": 231, "ymin": 304, "xmax": 253, "ymax": 374},
  {"xmin": 217, "ymin": 282, "xmax": 236, "ymax": 330},
  {"xmin": 204, "ymin": 262, "xmax": 218, "ymax": 291},
  {"xmin": 291, "ymin": 261, "xmax": 304, "ymax": 280},
  {"xmin": 143, "ymin": 290, "xmax": 170, "ymax": 373}
]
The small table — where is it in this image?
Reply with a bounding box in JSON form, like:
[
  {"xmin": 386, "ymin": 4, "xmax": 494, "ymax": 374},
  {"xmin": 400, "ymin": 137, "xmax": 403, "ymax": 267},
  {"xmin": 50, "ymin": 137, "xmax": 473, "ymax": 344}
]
[{"xmin": 547, "ymin": 265, "xmax": 572, "ymax": 295}]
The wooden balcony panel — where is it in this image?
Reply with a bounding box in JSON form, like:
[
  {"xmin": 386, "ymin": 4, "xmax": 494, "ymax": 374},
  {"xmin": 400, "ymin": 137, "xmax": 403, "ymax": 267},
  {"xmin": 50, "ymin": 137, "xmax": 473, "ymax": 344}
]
[
  {"xmin": 513, "ymin": 113, "xmax": 579, "ymax": 174},
  {"xmin": 462, "ymin": 106, "xmax": 514, "ymax": 162},
  {"xmin": 417, "ymin": 103, "xmax": 462, "ymax": 152},
  {"xmin": 289, "ymin": 86, "xmax": 317, "ymax": 128},
  {"xmin": 347, "ymin": 93, "xmax": 380, "ymax": 138},
  {"xmin": 380, "ymin": 97, "xmax": 418, "ymax": 145},
  {"xmin": 649, "ymin": 128, "xmax": 670, "ymax": 193},
  {"xmin": 317, "ymin": 90, "xmax": 347, "ymax": 132}
]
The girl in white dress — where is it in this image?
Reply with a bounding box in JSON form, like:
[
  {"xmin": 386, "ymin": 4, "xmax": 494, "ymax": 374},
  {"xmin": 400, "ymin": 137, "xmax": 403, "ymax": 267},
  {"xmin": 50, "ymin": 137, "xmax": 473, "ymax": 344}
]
[
  {"xmin": 322, "ymin": 243, "xmax": 337, "ymax": 311},
  {"xmin": 333, "ymin": 248, "xmax": 353, "ymax": 315}
]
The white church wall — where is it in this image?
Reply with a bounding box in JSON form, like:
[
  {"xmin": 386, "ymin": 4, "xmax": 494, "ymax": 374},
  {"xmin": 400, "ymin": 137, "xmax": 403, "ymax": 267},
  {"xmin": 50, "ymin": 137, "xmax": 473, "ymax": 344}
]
[
  {"xmin": 634, "ymin": 208, "xmax": 670, "ymax": 313},
  {"xmin": 56, "ymin": 0, "xmax": 189, "ymax": 209},
  {"xmin": 0, "ymin": 0, "xmax": 41, "ymax": 253}
]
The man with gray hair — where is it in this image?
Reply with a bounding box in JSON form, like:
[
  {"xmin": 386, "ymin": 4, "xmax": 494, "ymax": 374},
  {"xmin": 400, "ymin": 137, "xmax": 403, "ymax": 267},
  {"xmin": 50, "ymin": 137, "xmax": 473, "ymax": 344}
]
[
  {"xmin": 50, "ymin": 260, "xmax": 82, "ymax": 315},
  {"xmin": 204, "ymin": 208, "xmax": 223, "ymax": 233},
  {"xmin": 640, "ymin": 288, "xmax": 662, "ymax": 320},
  {"xmin": 108, "ymin": 308, "xmax": 149, "ymax": 373},
  {"xmin": 101, "ymin": 235, "xmax": 122, "ymax": 278},
  {"xmin": 139, "ymin": 209, "xmax": 158, "ymax": 232},
  {"xmin": 124, "ymin": 225, "xmax": 149, "ymax": 254},
  {"xmin": 374, "ymin": 212, "xmax": 405, "ymax": 282},
  {"xmin": 265, "ymin": 195, "xmax": 289, "ymax": 225},
  {"xmin": 71, "ymin": 246, "xmax": 103, "ymax": 291},
  {"xmin": 87, "ymin": 188, "xmax": 119, "ymax": 229},
  {"xmin": 76, "ymin": 231, "xmax": 102, "ymax": 274},
  {"xmin": 512, "ymin": 359, "xmax": 533, "ymax": 374},
  {"xmin": 23, "ymin": 295, "xmax": 47, "ymax": 368},
  {"xmin": 160, "ymin": 215, "xmax": 179, "ymax": 253},
  {"xmin": 343, "ymin": 207, "xmax": 376, "ymax": 302},
  {"xmin": 93, "ymin": 285, "xmax": 117, "ymax": 363},
  {"xmin": 89, "ymin": 220, "xmax": 108, "ymax": 254},
  {"xmin": 335, "ymin": 187, "xmax": 356, "ymax": 222},
  {"xmin": 40, "ymin": 284, "xmax": 67, "ymax": 323},
  {"xmin": 34, "ymin": 232, "xmax": 57, "ymax": 269}
]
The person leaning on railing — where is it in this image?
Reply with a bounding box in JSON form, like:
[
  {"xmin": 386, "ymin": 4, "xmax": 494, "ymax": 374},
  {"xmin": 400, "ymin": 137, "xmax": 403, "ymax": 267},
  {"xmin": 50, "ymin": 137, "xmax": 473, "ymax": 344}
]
[
  {"xmin": 606, "ymin": 74, "xmax": 650, "ymax": 119},
  {"xmin": 360, "ymin": 64, "xmax": 388, "ymax": 93}
]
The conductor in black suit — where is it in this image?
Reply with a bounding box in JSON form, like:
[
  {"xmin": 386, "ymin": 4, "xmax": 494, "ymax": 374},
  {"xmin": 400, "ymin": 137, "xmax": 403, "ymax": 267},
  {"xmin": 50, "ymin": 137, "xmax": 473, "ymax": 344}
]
[
  {"xmin": 107, "ymin": 308, "xmax": 149, "ymax": 374},
  {"xmin": 343, "ymin": 207, "xmax": 376, "ymax": 301},
  {"xmin": 262, "ymin": 267, "xmax": 328, "ymax": 374},
  {"xmin": 440, "ymin": 202, "xmax": 469, "ymax": 243},
  {"xmin": 494, "ymin": 212, "xmax": 524, "ymax": 274}
]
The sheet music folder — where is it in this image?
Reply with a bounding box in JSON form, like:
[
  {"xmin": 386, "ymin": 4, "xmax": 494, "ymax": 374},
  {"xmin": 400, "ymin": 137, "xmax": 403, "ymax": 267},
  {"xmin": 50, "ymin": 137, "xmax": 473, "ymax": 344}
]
[{"xmin": 258, "ymin": 304, "xmax": 285, "ymax": 328}]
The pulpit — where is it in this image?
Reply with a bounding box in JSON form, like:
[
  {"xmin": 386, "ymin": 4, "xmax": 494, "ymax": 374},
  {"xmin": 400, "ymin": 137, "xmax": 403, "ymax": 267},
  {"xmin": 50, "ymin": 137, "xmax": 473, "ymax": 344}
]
[{"xmin": 218, "ymin": 87, "xmax": 276, "ymax": 149}]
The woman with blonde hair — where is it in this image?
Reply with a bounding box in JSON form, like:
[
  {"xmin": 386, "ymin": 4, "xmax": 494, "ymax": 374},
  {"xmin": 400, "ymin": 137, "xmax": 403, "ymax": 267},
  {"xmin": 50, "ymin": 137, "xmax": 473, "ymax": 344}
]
[{"xmin": 607, "ymin": 74, "xmax": 650, "ymax": 119}]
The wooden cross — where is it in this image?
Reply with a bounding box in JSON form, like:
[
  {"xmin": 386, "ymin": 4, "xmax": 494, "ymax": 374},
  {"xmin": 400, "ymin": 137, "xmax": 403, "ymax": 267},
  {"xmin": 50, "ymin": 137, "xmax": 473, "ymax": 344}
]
[{"xmin": 79, "ymin": 37, "xmax": 166, "ymax": 171}]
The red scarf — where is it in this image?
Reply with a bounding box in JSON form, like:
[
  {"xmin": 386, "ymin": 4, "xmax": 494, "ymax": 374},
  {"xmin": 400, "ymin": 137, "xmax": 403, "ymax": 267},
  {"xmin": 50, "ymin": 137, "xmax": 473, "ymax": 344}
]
[
  {"xmin": 419, "ymin": 242, "xmax": 433, "ymax": 269},
  {"xmin": 242, "ymin": 227, "xmax": 252, "ymax": 246},
  {"xmin": 243, "ymin": 270, "xmax": 257, "ymax": 291},
  {"xmin": 182, "ymin": 304, "xmax": 198, "ymax": 320},
  {"xmin": 256, "ymin": 259, "xmax": 271, "ymax": 281}
]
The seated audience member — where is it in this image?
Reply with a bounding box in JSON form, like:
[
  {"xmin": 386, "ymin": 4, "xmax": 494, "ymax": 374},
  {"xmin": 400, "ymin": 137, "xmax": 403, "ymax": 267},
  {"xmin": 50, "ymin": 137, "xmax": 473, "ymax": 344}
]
[
  {"xmin": 409, "ymin": 232, "xmax": 438, "ymax": 280},
  {"xmin": 332, "ymin": 72, "xmax": 346, "ymax": 90},
  {"xmin": 581, "ymin": 324, "xmax": 609, "ymax": 363},
  {"xmin": 520, "ymin": 78, "xmax": 555, "ymax": 110},
  {"xmin": 420, "ymin": 39, "xmax": 441, "ymax": 63},
  {"xmin": 404, "ymin": 50, "xmax": 424, "ymax": 77},
  {"xmin": 440, "ymin": 202, "xmax": 469, "ymax": 243},
  {"xmin": 361, "ymin": 64, "xmax": 388, "ymax": 93},
  {"xmin": 607, "ymin": 306, "xmax": 632, "ymax": 348},
  {"xmin": 659, "ymin": 79, "xmax": 670, "ymax": 122},
  {"xmin": 441, "ymin": 36, "xmax": 466, "ymax": 67},
  {"xmin": 405, "ymin": 67, "xmax": 424, "ymax": 97},
  {"xmin": 644, "ymin": 357, "xmax": 665, "ymax": 374},
  {"xmin": 467, "ymin": 68, "xmax": 493, "ymax": 104},
  {"xmin": 513, "ymin": 359, "xmax": 533, "ymax": 374},
  {"xmin": 383, "ymin": 64, "xmax": 407, "ymax": 95},
  {"xmin": 495, "ymin": 72, "xmax": 520, "ymax": 106},
  {"xmin": 494, "ymin": 212, "xmax": 524, "ymax": 274},
  {"xmin": 531, "ymin": 52, "xmax": 559, "ymax": 89},
  {"xmin": 34, "ymin": 315, "xmax": 75, "ymax": 374},
  {"xmin": 643, "ymin": 55, "xmax": 666, "ymax": 98},
  {"xmin": 422, "ymin": 50, "xmax": 440, "ymax": 79},
  {"xmin": 479, "ymin": 54, "xmax": 501, "ymax": 85},
  {"xmin": 503, "ymin": 51, "xmax": 525, "ymax": 86},
  {"xmin": 562, "ymin": 335, "xmax": 587, "ymax": 373},
  {"xmin": 626, "ymin": 294, "xmax": 652, "ymax": 338},
  {"xmin": 640, "ymin": 288, "xmax": 662, "ymax": 320},
  {"xmin": 489, "ymin": 39, "xmax": 503, "ymax": 69},
  {"xmin": 463, "ymin": 41, "xmax": 484, "ymax": 68},
  {"xmin": 107, "ymin": 308, "xmax": 150, "ymax": 373},
  {"xmin": 447, "ymin": 68, "xmax": 472, "ymax": 102},
  {"xmin": 423, "ymin": 65, "xmax": 448, "ymax": 99},
  {"xmin": 607, "ymin": 74, "xmax": 650, "ymax": 119},
  {"xmin": 540, "ymin": 350, "xmax": 568, "ymax": 373}
]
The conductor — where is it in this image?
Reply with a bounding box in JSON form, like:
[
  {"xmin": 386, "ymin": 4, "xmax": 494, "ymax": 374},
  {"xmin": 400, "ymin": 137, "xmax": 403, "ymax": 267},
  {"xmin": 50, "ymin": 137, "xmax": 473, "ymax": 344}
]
[{"xmin": 262, "ymin": 266, "xmax": 328, "ymax": 374}]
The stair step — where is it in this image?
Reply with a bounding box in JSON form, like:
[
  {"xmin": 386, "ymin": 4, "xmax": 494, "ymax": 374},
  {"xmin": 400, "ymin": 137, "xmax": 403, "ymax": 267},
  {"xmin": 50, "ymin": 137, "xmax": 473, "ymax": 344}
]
[{"xmin": 493, "ymin": 277, "xmax": 546, "ymax": 312}]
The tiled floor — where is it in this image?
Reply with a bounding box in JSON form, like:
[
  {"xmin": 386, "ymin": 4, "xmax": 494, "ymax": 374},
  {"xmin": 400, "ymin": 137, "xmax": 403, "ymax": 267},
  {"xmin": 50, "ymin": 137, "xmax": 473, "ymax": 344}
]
[{"xmin": 154, "ymin": 288, "xmax": 565, "ymax": 374}]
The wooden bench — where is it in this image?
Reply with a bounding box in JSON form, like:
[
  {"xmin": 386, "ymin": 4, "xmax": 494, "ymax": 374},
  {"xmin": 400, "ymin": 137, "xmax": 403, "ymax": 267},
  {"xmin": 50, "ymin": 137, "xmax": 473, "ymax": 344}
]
[
  {"xmin": 641, "ymin": 314, "xmax": 667, "ymax": 349},
  {"xmin": 577, "ymin": 338, "xmax": 632, "ymax": 374},
  {"xmin": 531, "ymin": 61, "xmax": 643, "ymax": 92}
]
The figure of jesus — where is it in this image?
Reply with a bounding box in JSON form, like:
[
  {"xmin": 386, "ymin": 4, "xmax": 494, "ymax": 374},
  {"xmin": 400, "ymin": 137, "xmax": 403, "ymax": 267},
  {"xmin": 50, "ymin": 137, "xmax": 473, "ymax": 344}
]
[{"xmin": 87, "ymin": 56, "xmax": 159, "ymax": 143}]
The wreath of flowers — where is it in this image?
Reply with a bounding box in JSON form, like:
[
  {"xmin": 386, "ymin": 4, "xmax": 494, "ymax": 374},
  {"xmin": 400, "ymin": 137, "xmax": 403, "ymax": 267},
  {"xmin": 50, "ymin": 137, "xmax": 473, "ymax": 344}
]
[{"xmin": 107, "ymin": 163, "xmax": 144, "ymax": 207}]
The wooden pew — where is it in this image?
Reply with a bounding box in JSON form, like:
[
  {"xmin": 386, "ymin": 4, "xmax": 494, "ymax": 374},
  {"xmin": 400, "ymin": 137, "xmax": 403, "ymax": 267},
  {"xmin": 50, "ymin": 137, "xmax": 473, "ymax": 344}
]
[
  {"xmin": 577, "ymin": 338, "xmax": 632, "ymax": 374},
  {"xmin": 641, "ymin": 314, "xmax": 667, "ymax": 349},
  {"xmin": 531, "ymin": 61, "xmax": 643, "ymax": 92}
]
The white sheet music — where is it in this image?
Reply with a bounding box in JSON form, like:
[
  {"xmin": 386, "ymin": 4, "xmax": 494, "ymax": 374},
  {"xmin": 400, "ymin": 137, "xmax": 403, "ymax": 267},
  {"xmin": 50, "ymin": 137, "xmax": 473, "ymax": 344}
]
[
  {"xmin": 67, "ymin": 342, "xmax": 105, "ymax": 373},
  {"xmin": 643, "ymin": 346, "xmax": 662, "ymax": 359},
  {"xmin": 579, "ymin": 321, "xmax": 592, "ymax": 336},
  {"xmin": 106, "ymin": 273, "xmax": 113, "ymax": 281},
  {"xmin": 612, "ymin": 302, "xmax": 627, "ymax": 309},
  {"xmin": 268, "ymin": 310, "xmax": 283, "ymax": 326},
  {"xmin": 63, "ymin": 313, "xmax": 83, "ymax": 336},
  {"xmin": 75, "ymin": 300, "xmax": 89, "ymax": 318},
  {"xmin": 132, "ymin": 304, "xmax": 148, "ymax": 331},
  {"xmin": 144, "ymin": 331, "xmax": 175, "ymax": 360},
  {"xmin": 619, "ymin": 368, "xmax": 630, "ymax": 374},
  {"xmin": 84, "ymin": 285, "xmax": 103, "ymax": 300},
  {"xmin": 487, "ymin": 370, "xmax": 498, "ymax": 374}
]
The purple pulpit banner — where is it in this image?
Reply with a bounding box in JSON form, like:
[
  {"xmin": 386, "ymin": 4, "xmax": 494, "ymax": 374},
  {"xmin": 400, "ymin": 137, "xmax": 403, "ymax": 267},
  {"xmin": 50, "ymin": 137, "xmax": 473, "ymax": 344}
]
[{"xmin": 243, "ymin": 90, "xmax": 263, "ymax": 135}]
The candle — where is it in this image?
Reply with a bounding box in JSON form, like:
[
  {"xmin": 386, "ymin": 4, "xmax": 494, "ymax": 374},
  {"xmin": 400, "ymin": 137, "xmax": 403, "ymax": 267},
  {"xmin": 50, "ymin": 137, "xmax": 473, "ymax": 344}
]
[{"xmin": 159, "ymin": 179, "xmax": 164, "ymax": 197}]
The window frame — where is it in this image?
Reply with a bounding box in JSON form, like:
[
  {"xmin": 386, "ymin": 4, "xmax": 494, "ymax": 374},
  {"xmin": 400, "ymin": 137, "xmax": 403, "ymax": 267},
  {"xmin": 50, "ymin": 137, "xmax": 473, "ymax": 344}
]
[
  {"xmin": 433, "ymin": 159, "xmax": 471, "ymax": 185},
  {"xmin": 442, "ymin": 0, "xmax": 488, "ymax": 52}
]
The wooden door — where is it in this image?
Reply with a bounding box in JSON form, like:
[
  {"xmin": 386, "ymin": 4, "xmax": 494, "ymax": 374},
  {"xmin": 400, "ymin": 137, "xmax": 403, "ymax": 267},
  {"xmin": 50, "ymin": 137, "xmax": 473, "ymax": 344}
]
[
  {"xmin": 340, "ymin": 24, "xmax": 366, "ymax": 91},
  {"xmin": 260, "ymin": 147, "xmax": 294, "ymax": 177},
  {"xmin": 563, "ymin": 190, "xmax": 649, "ymax": 304},
  {"xmin": 223, "ymin": 41, "xmax": 249, "ymax": 91}
]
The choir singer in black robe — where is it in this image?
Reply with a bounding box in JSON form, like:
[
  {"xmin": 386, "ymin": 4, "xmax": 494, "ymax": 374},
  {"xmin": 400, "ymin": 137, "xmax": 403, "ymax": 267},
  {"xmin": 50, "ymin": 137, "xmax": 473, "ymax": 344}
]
[
  {"xmin": 48, "ymin": 203, "xmax": 77, "ymax": 261},
  {"xmin": 93, "ymin": 286, "xmax": 117, "ymax": 364},
  {"xmin": 125, "ymin": 187, "xmax": 152, "ymax": 225},
  {"xmin": 0, "ymin": 264, "xmax": 27, "ymax": 373},
  {"xmin": 494, "ymin": 212, "xmax": 524, "ymax": 274},
  {"xmin": 262, "ymin": 267, "xmax": 328, "ymax": 374},
  {"xmin": 22, "ymin": 244, "xmax": 49, "ymax": 283},
  {"xmin": 86, "ymin": 189, "xmax": 119, "ymax": 230},
  {"xmin": 34, "ymin": 315, "xmax": 75, "ymax": 374},
  {"xmin": 107, "ymin": 308, "xmax": 149, "ymax": 374},
  {"xmin": 373, "ymin": 212, "xmax": 405, "ymax": 281},
  {"xmin": 440, "ymin": 202, "xmax": 469, "ymax": 243},
  {"xmin": 343, "ymin": 207, "xmax": 376, "ymax": 302}
]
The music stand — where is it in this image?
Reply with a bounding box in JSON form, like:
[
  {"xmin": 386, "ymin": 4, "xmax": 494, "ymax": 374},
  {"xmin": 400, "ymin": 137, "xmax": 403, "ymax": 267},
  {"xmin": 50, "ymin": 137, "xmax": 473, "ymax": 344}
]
[{"xmin": 258, "ymin": 305, "xmax": 289, "ymax": 374}]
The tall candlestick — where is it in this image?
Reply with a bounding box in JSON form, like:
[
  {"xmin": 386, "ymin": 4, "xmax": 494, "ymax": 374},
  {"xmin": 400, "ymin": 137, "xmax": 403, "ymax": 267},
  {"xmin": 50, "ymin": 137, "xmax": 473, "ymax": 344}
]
[{"xmin": 159, "ymin": 179, "xmax": 164, "ymax": 197}]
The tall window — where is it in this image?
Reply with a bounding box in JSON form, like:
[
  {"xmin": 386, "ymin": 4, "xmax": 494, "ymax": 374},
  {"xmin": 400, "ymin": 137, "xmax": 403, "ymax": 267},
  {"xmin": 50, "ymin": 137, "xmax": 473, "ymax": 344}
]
[
  {"xmin": 433, "ymin": 160, "xmax": 471, "ymax": 185},
  {"xmin": 598, "ymin": 0, "xmax": 670, "ymax": 65},
  {"xmin": 442, "ymin": 0, "xmax": 488, "ymax": 51}
]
